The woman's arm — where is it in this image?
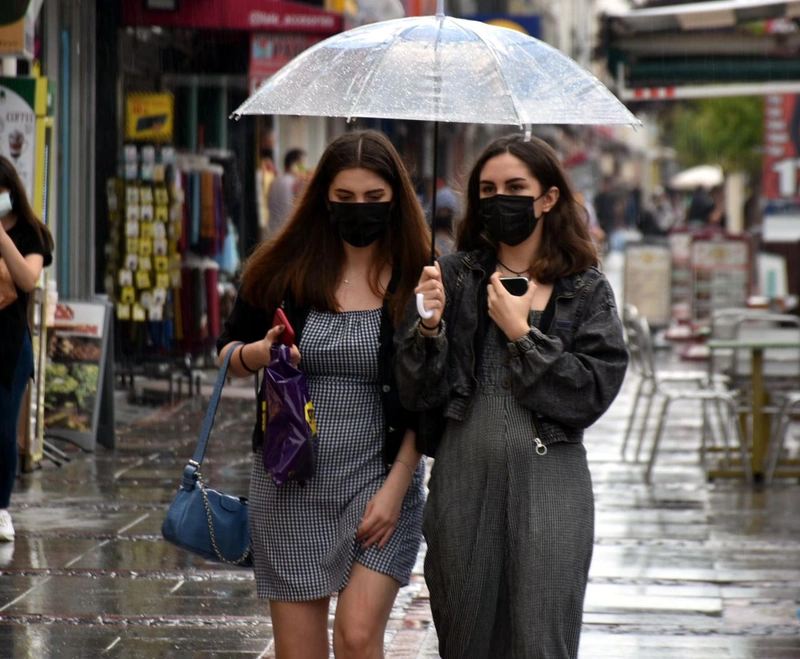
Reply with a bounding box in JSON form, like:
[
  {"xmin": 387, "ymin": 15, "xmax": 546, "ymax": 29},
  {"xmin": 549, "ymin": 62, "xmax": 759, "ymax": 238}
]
[
  {"xmin": 507, "ymin": 277, "xmax": 629, "ymax": 429},
  {"xmin": 0, "ymin": 228, "xmax": 44, "ymax": 292},
  {"xmin": 357, "ymin": 429, "xmax": 421, "ymax": 549}
]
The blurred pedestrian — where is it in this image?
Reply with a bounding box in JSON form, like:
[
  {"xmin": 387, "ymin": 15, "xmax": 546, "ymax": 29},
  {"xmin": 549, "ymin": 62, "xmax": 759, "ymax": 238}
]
[
  {"xmin": 217, "ymin": 130, "xmax": 430, "ymax": 659},
  {"xmin": 256, "ymin": 148, "xmax": 276, "ymax": 238},
  {"xmin": 433, "ymin": 178, "xmax": 459, "ymax": 256},
  {"xmin": 592, "ymin": 175, "xmax": 619, "ymax": 237},
  {"xmin": 395, "ymin": 134, "xmax": 628, "ymax": 658},
  {"xmin": 686, "ymin": 185, "xmax": 715, "ymax": 227},
  {"xmin": 0, "ymin": 156, "xmax": 54, "ymax": 543},
  {"xmin": 575, "ymin": 191, "xmax": 606, "ymax": 250},
  {"xmin": 266, "ymin": 148, "xmax": 306, "ymax": 238}
]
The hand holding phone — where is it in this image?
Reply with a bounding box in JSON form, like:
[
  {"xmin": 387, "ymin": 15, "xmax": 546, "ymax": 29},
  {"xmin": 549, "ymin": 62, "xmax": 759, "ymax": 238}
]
[{"xmin": 272, "ymin": 308, "xmax": 296, "ymax": 346}]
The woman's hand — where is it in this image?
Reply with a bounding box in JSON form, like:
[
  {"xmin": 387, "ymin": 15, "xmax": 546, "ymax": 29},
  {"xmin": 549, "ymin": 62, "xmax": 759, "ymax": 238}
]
[
  {"xmin": 259, "ymin": 324, "xmax": 302, "ymax": 366},
  {"xmin": 415, "ymin": 262, "xmax": 444, "ymax": 333},
  {"xmin": 356, "ymin": 481, "xmax": 405, "ymax": 549},
  {"xmin": 487, "ymin": 272, "xmax": 537, "ymax": 342}
]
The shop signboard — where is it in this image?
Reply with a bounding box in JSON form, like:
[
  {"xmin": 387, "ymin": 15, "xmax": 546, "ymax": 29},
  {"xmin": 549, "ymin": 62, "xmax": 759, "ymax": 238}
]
[
  {"xmin": 125, "ymin": 93, "xmax": 174, "ymax": 142},
  {"xmin": 762, "ymin": 94, "xmax": 800, "ymax": 203},
  {"xmin": 249, "ymin": 33, "xmax": 322, "ymax": 93},
  {"xmin": 0, "ymin": 0, "xmax": 34, "ymax": 59},
  {"xmin": 122, "ymin": 0, "xmax": 343, "ymax": 35},
  {"xmin": 44, "ymin": 301, "xmax": 115, "ymax": 452},
  {"xmin": 623, "ymin": 242, "xmax": 672, "ymax": 328},
  {"xmin": 0, "ymin": 77, "xmax": 38, "ymax": 200}
]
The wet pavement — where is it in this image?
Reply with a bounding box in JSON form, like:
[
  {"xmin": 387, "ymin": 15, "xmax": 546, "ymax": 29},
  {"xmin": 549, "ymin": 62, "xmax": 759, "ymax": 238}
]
[{"xmin": 3, "ymin": 330, "xmax": 800, "ymax": 656}]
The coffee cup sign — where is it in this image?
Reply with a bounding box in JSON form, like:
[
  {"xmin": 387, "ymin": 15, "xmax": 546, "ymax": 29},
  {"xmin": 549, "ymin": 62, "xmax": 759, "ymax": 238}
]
[{"xmin": 0, "ymin": 82, "xmax": 36, "ymax": 200}]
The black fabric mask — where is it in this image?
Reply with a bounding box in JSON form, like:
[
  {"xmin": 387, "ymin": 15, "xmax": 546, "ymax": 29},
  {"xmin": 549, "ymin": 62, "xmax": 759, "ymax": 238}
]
[
  {"xmin": 330, "ymin": 202, "xmax": 392, "ymax": 247},
  {"xmin": 479, "ymin": 194, "xmax": 542, "ymax": 246}
]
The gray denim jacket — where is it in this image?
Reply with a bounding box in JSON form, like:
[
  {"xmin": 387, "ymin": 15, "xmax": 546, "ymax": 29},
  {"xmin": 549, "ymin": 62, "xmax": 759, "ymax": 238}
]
[{"xmin": 394, "ymin": 249, "xmax": 628, "ymax": 450}]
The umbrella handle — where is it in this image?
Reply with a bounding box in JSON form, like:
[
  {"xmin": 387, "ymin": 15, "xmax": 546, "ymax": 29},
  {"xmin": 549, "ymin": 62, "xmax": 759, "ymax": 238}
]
[{"xmin": 416, "ymin": 293, "xmax": 435, "ymax": 320}]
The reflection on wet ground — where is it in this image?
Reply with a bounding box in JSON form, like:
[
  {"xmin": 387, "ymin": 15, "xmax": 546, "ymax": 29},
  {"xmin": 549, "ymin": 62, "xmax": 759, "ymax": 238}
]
[{"xmin": 2, "ymin": 366, "xmax": 800, "ymax": 658}]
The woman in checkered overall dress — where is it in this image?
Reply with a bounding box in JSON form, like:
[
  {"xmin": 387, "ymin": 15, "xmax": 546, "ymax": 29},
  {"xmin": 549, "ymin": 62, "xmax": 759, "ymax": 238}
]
[
  {"xmin": 217, "ymin": 131, "xmax": 431, "ymax": 659},
  {"xmin": 397, "ymin": 135, "xmax": 628, "ymax": 658}
]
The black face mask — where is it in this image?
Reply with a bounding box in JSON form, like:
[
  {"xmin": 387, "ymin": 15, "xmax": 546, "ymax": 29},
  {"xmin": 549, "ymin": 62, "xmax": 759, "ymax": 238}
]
[
  {"xmin": 330, "ymin": 202, "xmax": 392, "ymax": 248},
  {"xmin": 479, "ymin": 194, "xmax": 542, "ymax": 246}
]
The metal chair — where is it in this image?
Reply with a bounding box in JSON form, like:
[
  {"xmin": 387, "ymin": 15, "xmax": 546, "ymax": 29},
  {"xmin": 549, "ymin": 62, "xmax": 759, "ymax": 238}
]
[
  {"xmin": 621, "ymin": 305, "xmax": 727, "ymax": 462},
  {"xmin": 764, "ymin": 392, "xmax": 800, "ymax": 484},
  {"xmin": 623, "ymin": 313, "xmax": 752, "ymax": 483}
]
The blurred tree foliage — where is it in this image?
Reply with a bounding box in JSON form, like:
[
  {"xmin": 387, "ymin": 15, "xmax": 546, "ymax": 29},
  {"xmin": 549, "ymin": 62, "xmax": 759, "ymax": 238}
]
[{"xmin": 663, "ymin": 97, "xmax": 764, "ymax": 180}]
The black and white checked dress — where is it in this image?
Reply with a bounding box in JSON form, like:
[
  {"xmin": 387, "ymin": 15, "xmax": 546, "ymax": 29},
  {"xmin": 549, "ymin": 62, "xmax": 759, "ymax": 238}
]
[
  {"xmin": 249, "ymin": 308, "xmax": 425, "ymax": 601},
  {"xmin": 423, "ymin": 313, "xmax": 595, "ymax": 658}
]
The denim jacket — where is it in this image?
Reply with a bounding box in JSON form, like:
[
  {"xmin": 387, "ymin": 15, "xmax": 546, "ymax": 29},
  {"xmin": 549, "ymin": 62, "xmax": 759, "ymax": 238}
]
[{"xmin": 394, "ymin": 249, "xmax": 628, "ymax": 454}]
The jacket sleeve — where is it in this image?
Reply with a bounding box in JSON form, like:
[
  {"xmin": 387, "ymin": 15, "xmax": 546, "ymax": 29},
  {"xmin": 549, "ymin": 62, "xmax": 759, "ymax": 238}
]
[
  {"xmin": 507, "ymin": 276, "xmax": 628, "ymax": 429},
  {"xmin": 393, "ymin": 278, "xmax": 451, "ymax": 412}
]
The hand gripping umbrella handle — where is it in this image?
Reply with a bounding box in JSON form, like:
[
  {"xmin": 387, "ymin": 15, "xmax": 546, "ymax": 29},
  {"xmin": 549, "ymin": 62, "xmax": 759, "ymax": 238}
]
[{"xmin": 416, "ymin": 293, "xmax": 435, "ymax": 320}]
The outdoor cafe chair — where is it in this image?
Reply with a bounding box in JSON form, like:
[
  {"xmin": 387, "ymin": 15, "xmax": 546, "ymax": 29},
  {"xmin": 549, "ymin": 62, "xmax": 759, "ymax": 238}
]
[
  {"xmin": 622, "ymin": 312, "xmax": 750, "ymax": 483},
  {"xmin": 621, "ymin": 305, "xmax": 729, "ymax": 463},
  {"xmin": 764, "ymin": 391, "xmax": 800, "ymax": 485}
]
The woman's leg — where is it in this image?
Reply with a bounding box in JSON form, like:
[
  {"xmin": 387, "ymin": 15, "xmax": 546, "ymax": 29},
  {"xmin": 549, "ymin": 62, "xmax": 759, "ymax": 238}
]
[
  {"xmin": 333, "ymin": 562, "xmax": 400, "ymax": 659},
  {"xmin": 0, "ymin": 334, "xmax": 32, "ymax": 511},
  {"xmin": 270, "ymin": 597, "xmax": 331, "ymax": 659}
]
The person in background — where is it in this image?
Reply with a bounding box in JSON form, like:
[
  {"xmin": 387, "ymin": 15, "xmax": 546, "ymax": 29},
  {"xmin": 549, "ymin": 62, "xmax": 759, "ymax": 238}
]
[
  {"xmin": 686, "ymin": 185, "xmax": 715, "ymax": 228},
  {"xmin": 575, "ymin": 191, "xmax": 606, "ymax": 251},
  {"xmin": 433, "ymin": 178, "xmax": 459, "ymax": 256},
  {"xmin": 256, "ymin": 148, "xmax": 276, "ymax": 239},
  {"xmin": 266, "ymin": 148, "xmax": 307, "ymax": 238},
  {"xmin": 592, "ymin": 175, "xmax": 620, "ymax": 238},
  {"xmin": 217, "ymin": 130, "xmax": 430, "ymax": 659},
  {"xmin": 395, "ymin": 134, "xmax": 628, "ymax": 658},
  {"xmin": 0, "ymin": 156, "xmax": 54, "ymax": 543}
]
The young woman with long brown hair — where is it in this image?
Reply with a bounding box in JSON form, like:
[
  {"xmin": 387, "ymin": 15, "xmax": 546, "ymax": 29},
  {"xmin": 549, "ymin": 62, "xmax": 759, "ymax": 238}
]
[
  {"xmin": 217, "ymin": 130, "xmax": 430, "ymax": 659},
  {"xmin": 396, "ymin": 134, "xmax": 628, "ymax": 658},
  {"xmin": 0, "ymin": 156, "xmax": 54, "ymax": 543}
]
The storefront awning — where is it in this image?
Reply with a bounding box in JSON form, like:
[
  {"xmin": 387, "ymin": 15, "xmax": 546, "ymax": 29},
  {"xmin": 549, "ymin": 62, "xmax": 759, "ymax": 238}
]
[
  {"xmin": 122, "ymin": 0, "xmax": 343, "ymax": 35},
  {"xmin": 605, "ymin": 0, "xmax": 800, "ymax": 34}
]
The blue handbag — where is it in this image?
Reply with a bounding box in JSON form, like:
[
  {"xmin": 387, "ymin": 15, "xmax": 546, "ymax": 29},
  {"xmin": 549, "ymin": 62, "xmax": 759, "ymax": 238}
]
[{"xmin": 161, "ymin": 343, "xmax": 253, "ymax": 567}]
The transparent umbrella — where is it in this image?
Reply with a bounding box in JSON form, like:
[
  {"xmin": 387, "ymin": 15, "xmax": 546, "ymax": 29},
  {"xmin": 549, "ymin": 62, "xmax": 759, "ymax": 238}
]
[{"xmin": 232, "ymin": 0, "xmax": 640, "ymax": 315}]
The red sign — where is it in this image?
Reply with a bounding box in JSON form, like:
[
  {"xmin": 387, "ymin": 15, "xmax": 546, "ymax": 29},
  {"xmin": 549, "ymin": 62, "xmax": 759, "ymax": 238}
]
[
  {"xmin": 122, "ymin": 0, "xmax": 343, "ymax": 35},
  {"xmin": 249, "ymin": 33, "xmax": 322, "ymax": 93},
  {"xmin": 762, "ymin": 94, "xmax": 800, "ymax": 201}
]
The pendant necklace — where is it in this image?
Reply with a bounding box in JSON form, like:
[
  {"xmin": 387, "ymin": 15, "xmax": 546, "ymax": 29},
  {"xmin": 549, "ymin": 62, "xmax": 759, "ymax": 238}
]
[{"xmin": 497, "ymin": 257, "xmax": 528, "ymax": 277}]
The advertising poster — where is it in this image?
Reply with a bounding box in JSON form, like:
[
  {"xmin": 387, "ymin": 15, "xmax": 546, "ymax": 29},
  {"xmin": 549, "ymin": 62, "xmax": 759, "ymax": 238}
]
[
  {"xmin": 762, "ymin": 94, "xmax": 800, "ymax": 203},
  {"xmin": 125, "ymin": 92, "xmax": 174, "ymax": 142},
  {"xmin": 249, "ymin": 34, "xmax": 322, "ymax": 93},
  {"xmin": 0, "ymin": 77, "xmax": 37, "ymax": 200},
  {"xmin": 44, "ymin": 301, "xmax": 114, "ymax": 452}
]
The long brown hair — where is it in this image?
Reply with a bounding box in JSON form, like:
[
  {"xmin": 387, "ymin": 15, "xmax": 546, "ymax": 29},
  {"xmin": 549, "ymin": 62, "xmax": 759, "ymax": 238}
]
[
  {"xmin": 240, "ymin": 130, "xmax": 430, "ymax": 324},
  {"xmin": 456, "ymin": 135, "xmax": 598, "ymax": 283},
  {"xmin": 0, "ymin": 156, "xmax": 54, "ymax": 253}
]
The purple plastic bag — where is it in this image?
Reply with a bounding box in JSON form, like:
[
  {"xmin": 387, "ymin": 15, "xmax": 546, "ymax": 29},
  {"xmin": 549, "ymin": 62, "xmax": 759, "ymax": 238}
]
[{"xmin": 260, "ymin": 344, "xmax": 318, "ymax": 486}]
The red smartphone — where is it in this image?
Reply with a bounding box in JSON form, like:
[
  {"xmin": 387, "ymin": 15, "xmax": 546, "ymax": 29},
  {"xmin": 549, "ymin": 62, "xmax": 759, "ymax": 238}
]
[{"xmin": 272, "ymin": 308, "xmax": 296, "ymax": 346}]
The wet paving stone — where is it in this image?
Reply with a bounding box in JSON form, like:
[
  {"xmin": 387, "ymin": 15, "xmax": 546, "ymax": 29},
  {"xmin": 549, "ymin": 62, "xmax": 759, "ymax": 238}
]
[{"xmin": 3, "ymin": 355, "xmax": 800, "ymax": 657}]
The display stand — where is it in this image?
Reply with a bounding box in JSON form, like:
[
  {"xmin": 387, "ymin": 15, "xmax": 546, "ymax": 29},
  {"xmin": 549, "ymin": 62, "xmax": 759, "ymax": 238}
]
[
  {"xmin": 667, "ymin": 228, "xmax": 694, "ymax": 322},
  {"xmin": 623, "ymin": 241, "xmax": 672, "ymax": 328},
  {"xmin": 690, "ymin": 232, "xmax": 751, "ymax": 323},
  {"xmin": 43, "ymin": 300, "xmax": 115, "ymax": 453}
]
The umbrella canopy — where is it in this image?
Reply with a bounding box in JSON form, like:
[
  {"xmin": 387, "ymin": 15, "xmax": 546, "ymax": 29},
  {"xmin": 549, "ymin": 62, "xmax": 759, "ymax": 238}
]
[
  {"xmin": 669, "ymin": 164, "xmax": 724, "ymax": 191},
  {"xmin": 232, "ymin": 12, "xmax": 639, "ymax": 127}
]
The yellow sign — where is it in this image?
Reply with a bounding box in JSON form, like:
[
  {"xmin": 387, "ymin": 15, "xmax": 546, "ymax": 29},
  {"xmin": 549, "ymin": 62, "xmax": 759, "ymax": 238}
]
[{"xmin": 125, "ymin": 93, "xmax": 174, "ymax": 142}]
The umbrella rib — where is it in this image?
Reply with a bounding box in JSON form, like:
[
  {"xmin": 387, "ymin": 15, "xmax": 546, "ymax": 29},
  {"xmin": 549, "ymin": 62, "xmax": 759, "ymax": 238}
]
[
  {"xmin": 454, "ymin": 21, "xmax": 527, "ymax": 126},
  {"xmin": 347, "ymin": 22, "xmax": 429, "ymax": 120}
]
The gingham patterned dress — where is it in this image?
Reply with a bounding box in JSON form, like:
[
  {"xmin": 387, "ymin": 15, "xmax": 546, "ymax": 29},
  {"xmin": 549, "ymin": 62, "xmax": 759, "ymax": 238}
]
[{"xmin": 249, "ymin": 308, "xmax": 425, "ymax": 601}]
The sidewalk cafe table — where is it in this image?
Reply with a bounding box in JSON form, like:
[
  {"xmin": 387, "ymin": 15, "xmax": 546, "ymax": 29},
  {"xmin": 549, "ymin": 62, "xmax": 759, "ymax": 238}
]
[{"xmin": 707, "ymin": 337, "xmax": 800, "ymax": 482}]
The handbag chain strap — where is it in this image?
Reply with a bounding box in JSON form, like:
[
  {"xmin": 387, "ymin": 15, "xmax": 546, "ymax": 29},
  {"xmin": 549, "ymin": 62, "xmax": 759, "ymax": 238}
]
[{"xmin": 196, "ymin": 469, "xmax": 253, "ymax": 566}]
